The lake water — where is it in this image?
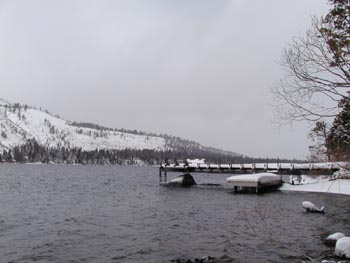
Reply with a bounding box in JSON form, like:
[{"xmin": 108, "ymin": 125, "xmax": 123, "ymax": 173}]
[{"xmin": 0, "ymin": 164, "xmax": 349, "ymax": 263}]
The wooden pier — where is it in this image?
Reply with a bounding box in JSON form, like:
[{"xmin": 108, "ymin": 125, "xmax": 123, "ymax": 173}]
[{"xmin": 159, "ymin": 162, "xmax": 340, "ymax": 184}]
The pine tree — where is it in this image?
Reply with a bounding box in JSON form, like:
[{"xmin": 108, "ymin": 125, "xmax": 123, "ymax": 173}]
[{"xmin": 327, "ymin": 97, "xmax": 350, "ymax": 161}]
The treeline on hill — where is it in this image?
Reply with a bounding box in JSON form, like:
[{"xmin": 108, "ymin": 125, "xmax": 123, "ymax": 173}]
[
  {"xmin": 70, "ymin": 121, "xmax": 203, "ymax": 151},
  {"xmin": 69, "ymin": 121, "xmax": 159, "ymax": 137},
  {"xmin": 0, "ymin": 139, "xmax": 296, "ymax": 165}
]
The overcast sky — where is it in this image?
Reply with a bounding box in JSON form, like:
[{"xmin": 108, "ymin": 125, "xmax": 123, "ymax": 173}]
[{"xmin": 0, "ymin": 0, "xmax": 330, "ymax": 159}]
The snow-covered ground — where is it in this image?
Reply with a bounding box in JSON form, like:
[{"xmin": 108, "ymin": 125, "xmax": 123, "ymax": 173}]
[
  {"xmin": 280, "ymin": 175, "xmax": 350, "ymax": 195},
  {"xmin": 0, "ymin": 104, "xmax": 166, "ymax": 151}
]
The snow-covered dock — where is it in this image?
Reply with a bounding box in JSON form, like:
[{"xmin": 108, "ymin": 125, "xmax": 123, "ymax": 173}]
[
  {"xmin": 159, "ymin": 162, "xmax": 339, "ymax": 183},
  {"xmin": 158, "ymin": 162, "xmax": 344, "ymax": 193},
  {"xmin": 226, "ymin": 173, "xmax": 283, "ymax": 193}
]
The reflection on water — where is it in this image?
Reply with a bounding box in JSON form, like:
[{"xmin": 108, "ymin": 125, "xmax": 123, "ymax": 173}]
[{"xmin": 0, "ymin": 164, "xmax": 349, "ymax": 263}]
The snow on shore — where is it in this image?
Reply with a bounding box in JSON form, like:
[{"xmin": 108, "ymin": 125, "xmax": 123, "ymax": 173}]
[{"xmin": 280, "ymin": 175, "xmax": 350, "ymax": 195}]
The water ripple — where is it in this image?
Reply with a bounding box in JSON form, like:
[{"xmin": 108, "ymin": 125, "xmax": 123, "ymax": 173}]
[{"xmin": 0, "ymin": 164, "xmax": 349, "ymax": 262}]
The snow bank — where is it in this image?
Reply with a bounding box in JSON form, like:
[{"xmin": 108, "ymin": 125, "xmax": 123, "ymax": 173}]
[
  {"xmin": 333, "ymin": 169, "xmax": 350, "ymax": 179},
  {"xmin": 280, "ymin": 176, "xmax": 350, "ymax": 195}
]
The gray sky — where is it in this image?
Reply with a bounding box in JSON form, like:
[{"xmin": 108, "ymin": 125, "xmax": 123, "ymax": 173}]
[{"xmin": 0, "ymin": 0, "xmax": 330, "ymax": 159}]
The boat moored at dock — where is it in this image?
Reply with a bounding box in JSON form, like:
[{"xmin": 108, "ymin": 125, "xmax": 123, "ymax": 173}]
[{"xmin": 226, "ymin": 173, "xmax": 283, "ymax": 193}]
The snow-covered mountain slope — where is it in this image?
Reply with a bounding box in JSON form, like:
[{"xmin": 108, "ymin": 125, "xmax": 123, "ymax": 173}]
[
  {"xmin": 0, "ymin": 100, "xmax": 243, "ymax": 162},
  {"xmin": 0, "ymin": 103, "xmax": 165, "ymax": 152}
]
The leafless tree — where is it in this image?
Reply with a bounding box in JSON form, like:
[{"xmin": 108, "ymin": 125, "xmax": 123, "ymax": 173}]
[{"xmin": 272, "ymin": 17, "xmax": 350, "ymax": 124}]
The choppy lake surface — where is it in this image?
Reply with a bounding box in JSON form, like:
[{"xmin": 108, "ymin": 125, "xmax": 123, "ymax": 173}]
[{"xmin": 0, "ymin": 164, "xmax": 350, "ymax": 263}]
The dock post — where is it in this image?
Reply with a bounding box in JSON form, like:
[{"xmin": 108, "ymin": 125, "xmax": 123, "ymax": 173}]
[
  {"xmin": 280, "ymin": 171, "xmax": 283, "ymax": 181},
  {"xmin": 159, "ymin": 167, "xmax": 162, "ymax": 184},
  {"xmin": 164, "ymin": 171, "xmax": 167, "ymax": 183}
]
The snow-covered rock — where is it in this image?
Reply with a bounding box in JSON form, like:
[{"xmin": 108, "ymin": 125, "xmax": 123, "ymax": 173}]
[
  {"xmin": 168, "ymin": 174, "xmax": 197, "ymax": 187},
  {"xmin": 335, "ymin": 236, "xmax": 350, "ymax": 258},
  {"xmin": 325, "ymin": 232, "xmax": 346, "ymax": 246},
  {"xmin": 302, "ymin": 201, "xmax": 325, "ymax": 213}
]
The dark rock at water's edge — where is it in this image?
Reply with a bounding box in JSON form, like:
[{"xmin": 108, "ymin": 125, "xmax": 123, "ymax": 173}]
[
  {"xmin": 167, "ymin": 173, "xmax": 197, "ymax": 187},
  {"xmin": 324, "ymin": 232, "xmax": 346, "ymax": 246},
  {"xmin": 171, "ymin": 255, "xmax": 234, "ymax": 263},
  {"xmin": 182, "ymin": 173, "xmax": 197, "ymax": 187}
]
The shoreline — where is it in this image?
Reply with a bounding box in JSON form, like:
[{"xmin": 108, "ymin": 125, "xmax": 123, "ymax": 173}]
[
  {"xmin": 2, "ymin": 162, "xmax": 350, "ymax": 196},
  {"xmin": 279, "ymin": 175, "xmax": 350, "ymax": 196}
]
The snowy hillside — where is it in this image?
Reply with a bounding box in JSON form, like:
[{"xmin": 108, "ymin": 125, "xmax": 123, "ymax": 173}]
[
  {"xmin": 0, "ymin": 102, "xmax": 165, "ymax": 152},
  {"xmin": 0, "ymin": 100, "xmax": 245, "ymax": 165}
]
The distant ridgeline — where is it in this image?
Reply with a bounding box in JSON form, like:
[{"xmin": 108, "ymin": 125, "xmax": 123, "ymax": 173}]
[{"xmin": 0, "ymin": 101, "xmax": 298, "ymax": 165}]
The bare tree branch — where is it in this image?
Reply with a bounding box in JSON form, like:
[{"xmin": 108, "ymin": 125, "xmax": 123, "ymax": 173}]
[{"xmin": 272, "ymin": 17, "xmax": 350, "ymax": 124}]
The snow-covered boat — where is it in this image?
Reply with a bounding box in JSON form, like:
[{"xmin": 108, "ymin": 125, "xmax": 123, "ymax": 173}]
[{"xmin": 226, "ymin": 173, "xmax": 282, "ymax": 193}]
